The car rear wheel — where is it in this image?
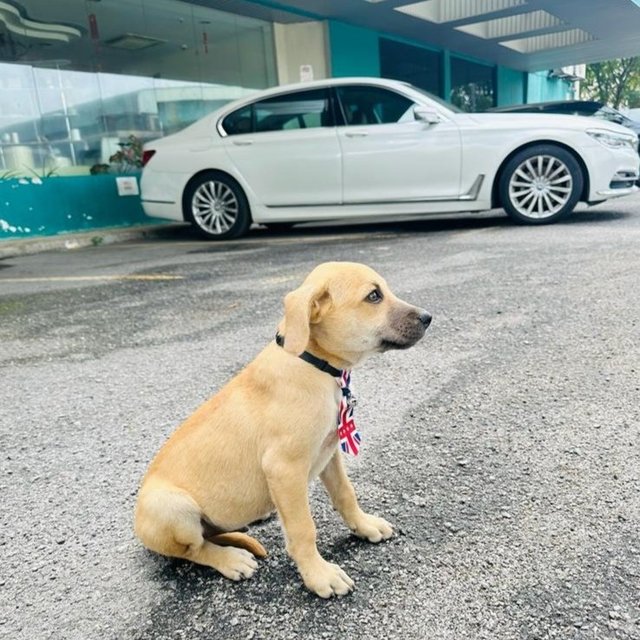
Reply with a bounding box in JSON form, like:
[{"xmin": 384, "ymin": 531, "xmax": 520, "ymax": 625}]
[
  {"xmin": 183, "ymin": 171, "xmax": 251, "ymax": 240},
  {"xmin": 499, "ymin": 145, "xmax": 583, "ymax": 224}
]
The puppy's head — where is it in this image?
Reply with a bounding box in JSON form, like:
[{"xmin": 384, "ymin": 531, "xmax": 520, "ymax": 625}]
[{"xmin": 279, "ymin": 262, "xmax": 431, "ymax": 367}]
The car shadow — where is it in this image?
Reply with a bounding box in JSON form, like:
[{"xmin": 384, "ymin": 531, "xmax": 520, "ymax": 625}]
[
  {"xmin": 252, "ymin": 207, "xmax": 632, "ymax": 238},
  {"xmin": 562, "ymin": 207, "xmax": 630, "ymax": 224},
  {"xmin": 163, "ymin": 207, "xmax": 633, "ymax": 250}
]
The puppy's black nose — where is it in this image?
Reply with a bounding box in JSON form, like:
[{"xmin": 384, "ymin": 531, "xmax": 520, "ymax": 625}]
[{"xmin": 418, "ymin": 311, "xmax": 432, "ymax": 328}]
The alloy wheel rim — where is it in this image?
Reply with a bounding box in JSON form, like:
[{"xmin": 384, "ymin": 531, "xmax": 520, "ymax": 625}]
[
  {"xmin": 192, "ymin": 180, "xmax": 238, "ymax": 235},
  {"xmin": 508, "ymin": 155, "xmax": 573, "ymax": 219}
]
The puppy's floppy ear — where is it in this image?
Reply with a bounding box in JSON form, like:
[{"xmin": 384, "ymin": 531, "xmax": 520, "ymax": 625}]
[{"xmin": 281, "ymin": 283, "xmax": 331, "ymax": 355}]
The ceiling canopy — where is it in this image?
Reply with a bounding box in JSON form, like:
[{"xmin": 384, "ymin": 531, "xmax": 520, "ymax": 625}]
[{"xmin": 261, "ymin": 0, "xmax": 640, "ymax": 72}]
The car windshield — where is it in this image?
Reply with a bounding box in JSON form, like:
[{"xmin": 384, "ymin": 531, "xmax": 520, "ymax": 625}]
[{"xmin": 404, "ymin": 84, "xmax": 463, "ymax": 113}]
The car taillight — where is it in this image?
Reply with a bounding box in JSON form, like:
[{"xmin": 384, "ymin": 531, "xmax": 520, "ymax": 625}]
[{"xmin": 142, "ymin": 149, "xmax": 156, "ymax": 167}]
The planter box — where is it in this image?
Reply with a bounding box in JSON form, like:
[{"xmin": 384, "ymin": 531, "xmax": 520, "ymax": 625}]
[{"xmin": 0, "ymin": 174, "xmax": 168, "ymax": 240}]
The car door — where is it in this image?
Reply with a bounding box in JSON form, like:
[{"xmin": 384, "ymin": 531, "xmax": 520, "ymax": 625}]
[
  {"xmin": 221, "ymin": 87, "xmax": 341, "ymax": 207},
  {"xmin": 335, "ymin": 85, "xmax": 462, "ymax": 203}
]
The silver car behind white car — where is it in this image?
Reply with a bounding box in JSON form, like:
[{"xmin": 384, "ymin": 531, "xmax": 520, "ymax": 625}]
[{"xmin": 140, "ymin": 77, "xmax": 639, "ymax": 240}]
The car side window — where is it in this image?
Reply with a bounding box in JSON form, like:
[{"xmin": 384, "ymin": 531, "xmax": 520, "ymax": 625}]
[
  {"xmin": 254, "ymin": 89, "xmax": 332, "ymax": 132},
  {"xmin": 222, "ymin": 89, "xmax": 333, "ymax": 135},
  {"xmin": 336, "ymin": 86, "xmax": 415, "ymax": 126}
]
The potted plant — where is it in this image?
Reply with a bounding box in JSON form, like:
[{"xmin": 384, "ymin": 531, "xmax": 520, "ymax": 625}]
[{"xmin": 109, "ymin": 134, "xmax": 143, "ymax": 173}]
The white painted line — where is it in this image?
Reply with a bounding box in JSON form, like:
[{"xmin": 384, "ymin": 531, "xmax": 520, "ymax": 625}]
[
  {"xmin": 123, "ymin": 232, "xmax": 401, "ymax": 249},
  {"xmin": 0, "ymin": 274, "xmax": 184, "ymax": 283}
]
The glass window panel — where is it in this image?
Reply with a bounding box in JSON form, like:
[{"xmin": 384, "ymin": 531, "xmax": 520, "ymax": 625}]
[
  {"xmin": 0, "ymin": 63, "xmax": 41, "ymax": 143},
  {"xmin": 379, "ymin": 38, "xmax": 441, "ymax": 96},
  {"xmin": 0, "ymin": 0, "xmax": 279, "ymax": 174},
  {"xmin": 450, "ymin": 57, "xmax": 496, "ymax": 112}
]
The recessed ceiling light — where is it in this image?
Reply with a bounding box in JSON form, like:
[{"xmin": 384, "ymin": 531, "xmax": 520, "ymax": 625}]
[
  {"xmin": 396, "ymin": 0, "xmax": 527, "ymax": 24},
  {"xmin": 500, "ymin": 28, "xmax": 595, "ymax": 53},
  {"xmin": 104, "ymin": 33, "xmax": 165, "ymax": 50},
  {"xmin": 456, "ymin": 11, "xmax": 565, "ymax": 39}
]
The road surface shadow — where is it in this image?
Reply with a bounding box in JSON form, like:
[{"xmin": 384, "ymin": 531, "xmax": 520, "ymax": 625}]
[{"xmin": 153, "ymin": 207, "xmax": 633, "ymax": 251}]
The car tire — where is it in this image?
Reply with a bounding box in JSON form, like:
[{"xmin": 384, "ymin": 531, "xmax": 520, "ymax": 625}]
[
  {"xmin": 183, "ymin": 171, "xmax": 251, "ymax": 240},
  {"xmin": 499, "ymin": 145, "xmax": 583, "ymax": 224}
]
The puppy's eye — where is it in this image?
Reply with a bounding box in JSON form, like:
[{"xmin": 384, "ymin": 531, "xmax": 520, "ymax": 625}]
[{"xmin": 366, "ymin": 289, "xmax": 383, "ymax": 304}]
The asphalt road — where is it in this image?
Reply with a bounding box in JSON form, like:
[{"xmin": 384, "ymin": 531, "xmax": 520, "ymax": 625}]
[{"xmin": 1, "ymin": 201, "xmax": 639, "ymax": 640}]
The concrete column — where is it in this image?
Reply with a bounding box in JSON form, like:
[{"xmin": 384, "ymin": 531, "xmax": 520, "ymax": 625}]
[
  {"xmin": 442, "ymin": 49, "xmax": 451, "ymax": 100},
  {"xmin": 274, "ymin": 21, "xmax": 328, "ymax": 85}
]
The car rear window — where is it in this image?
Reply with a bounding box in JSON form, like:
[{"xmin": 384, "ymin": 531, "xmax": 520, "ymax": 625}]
[
  {"xmin": 221, "ymin": 88, "xmax": 333, "ymax": 135},
  {"xmin": 221, "ymin": 105, "xmax": 253, "ymax": 136}
]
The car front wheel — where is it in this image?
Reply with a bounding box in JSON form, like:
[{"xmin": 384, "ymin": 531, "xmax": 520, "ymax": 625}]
[
  {"xmin": 183, "ymin": 171, "xmax": 251, "ymax": 240},
  {"xmin": 499, "ymin": 145, "xmax": 583, "ymax": 224}
]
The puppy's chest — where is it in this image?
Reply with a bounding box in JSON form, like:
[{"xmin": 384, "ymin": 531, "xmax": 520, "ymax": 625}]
[{"xmin": 309, "ymin": 388, "xmax": 342, "ymax": 477}]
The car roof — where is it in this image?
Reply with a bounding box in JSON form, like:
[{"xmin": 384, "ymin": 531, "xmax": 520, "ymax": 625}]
[
  {"xmin": 491, "ymin": 100, "xmax": 606, "ymax": 112},
  {"xmin": 240, "ymin": 76, "xmax": 412, "ymax": 100},
  {"xmin": 529, "ymin": 100, "xmax": 603, "ymax": 108},
  {"xmin": 498, "ymin": 100, "xmax": 606, "ymax": 111}
]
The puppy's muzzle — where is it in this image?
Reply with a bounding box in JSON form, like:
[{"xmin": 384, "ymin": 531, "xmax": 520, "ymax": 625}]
[{"xmin": 379, "ymin": 306, "xmax": 431, "ymax": 351}]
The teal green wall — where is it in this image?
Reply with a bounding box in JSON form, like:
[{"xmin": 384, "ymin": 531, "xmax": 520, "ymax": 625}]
[
  {"xmin": 327, "ymin": 21, "xmax": 380, "ymax": 77},
  {"xmin": 526, "ymin": 71, "xmax": 573, "ymax": 103},
  {"xmin": 0, "ymin": 174, "xmax": 167, "ymax": 240},
  {"xmin": 497, "ymin": 66, "xmax": 525, "ymax": 106}
]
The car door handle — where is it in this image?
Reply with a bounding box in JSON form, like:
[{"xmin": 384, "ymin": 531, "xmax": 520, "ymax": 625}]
[
  {"xmin": 344, "ymin": 131, "xmax": 368, "ymax": 138},
  {"xmin": 232, "ymin": 139, "xmax": 253, "ymax": 146}
]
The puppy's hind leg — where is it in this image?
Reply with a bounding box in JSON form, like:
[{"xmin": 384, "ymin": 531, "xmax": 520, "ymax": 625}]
[{"xmin": 134, "ymin": 483, "xmax": 258, "ymax": 581}]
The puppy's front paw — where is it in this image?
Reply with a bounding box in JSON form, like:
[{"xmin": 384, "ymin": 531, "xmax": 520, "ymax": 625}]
[
  {"xmin": 216, "ymin": 547, "xmax": 259, "ymax": 581},
  {"xmin": 302, "ymin": 560, "xmax": 354, "ymax": 598},
  {"xmin": 351, "ymin": 513, "xmax": 394, "ymax": 543}
]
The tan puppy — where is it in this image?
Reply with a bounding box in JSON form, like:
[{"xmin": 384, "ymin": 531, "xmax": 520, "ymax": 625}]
[{"xmin": 134, "ymin": 262, "xmax": 431, "ymax": 597}]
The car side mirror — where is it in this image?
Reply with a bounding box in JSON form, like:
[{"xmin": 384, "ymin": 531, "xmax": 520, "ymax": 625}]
[{"xmin": 414, "ymin": 106, "xmax": 441, "ymax": 124}]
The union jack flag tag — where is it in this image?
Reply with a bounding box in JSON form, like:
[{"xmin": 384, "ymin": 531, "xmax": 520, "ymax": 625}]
[{"xmin": 337, "ymin": 371, "xmax": 361, "ymax": 456}]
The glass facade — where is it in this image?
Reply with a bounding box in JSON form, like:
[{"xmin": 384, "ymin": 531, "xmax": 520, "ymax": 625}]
[
  {"xmin": 450, "ymin": 56, "xmax": 496, "ymax": 112},
  {"xmin": 0, "ymin": 0, "xmax": 277, "ymax": 177},
  {"xmin": 379, "ymin": 38, "xmax": 441, "ymax": 96},
  {"xmin": 378, "ymin": 37, "xmax": 497, "ymax": 112}
]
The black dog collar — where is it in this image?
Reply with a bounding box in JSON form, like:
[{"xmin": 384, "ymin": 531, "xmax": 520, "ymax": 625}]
[{"xmin": 275, "ymin": 332, "xmax": 343, "ymax": 378}]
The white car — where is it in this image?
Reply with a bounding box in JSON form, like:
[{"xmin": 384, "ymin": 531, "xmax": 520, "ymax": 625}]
[{"xmin": 140, "ymin": 77, "xmax": 639, "ymax": 240}]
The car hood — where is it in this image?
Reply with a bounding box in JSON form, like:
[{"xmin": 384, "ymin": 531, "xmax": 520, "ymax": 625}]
[{"xmin": 616, "ymin": 119, "xmax": 640, "ymax": 135}]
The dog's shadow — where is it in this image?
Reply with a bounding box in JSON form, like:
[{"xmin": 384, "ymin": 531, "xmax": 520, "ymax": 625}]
[{"xmin": 126, "ymin": 523, "xmax": 404, "ymax": 639}]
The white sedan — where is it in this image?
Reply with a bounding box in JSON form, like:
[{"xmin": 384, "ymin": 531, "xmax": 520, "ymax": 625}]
[{"xmin": 140, "ymin": 77, "xmax": 639, "ymax": 240}]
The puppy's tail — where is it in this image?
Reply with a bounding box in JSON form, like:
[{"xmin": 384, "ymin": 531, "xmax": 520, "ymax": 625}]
[
  {"xmin": 207, "ymin": 532, "xmax": 267, "ymax": 558},
  {"xmin": 201, "ymin": 517, "xmax": 267, "ymax": 558}
]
